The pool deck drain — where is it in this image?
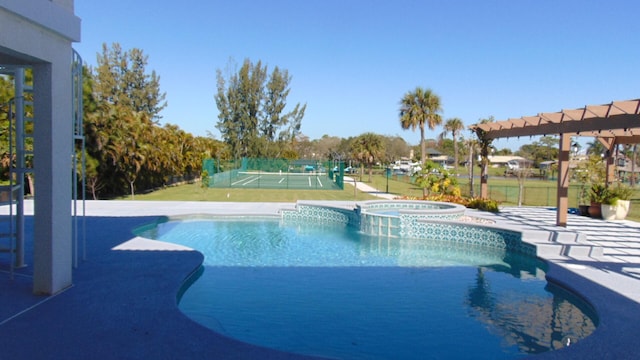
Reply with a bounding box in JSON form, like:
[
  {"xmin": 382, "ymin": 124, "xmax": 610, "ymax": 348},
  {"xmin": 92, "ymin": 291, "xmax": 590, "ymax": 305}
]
[{"xmin": 0, "ymin": 200, "xmax": 639, "ymax": 359}]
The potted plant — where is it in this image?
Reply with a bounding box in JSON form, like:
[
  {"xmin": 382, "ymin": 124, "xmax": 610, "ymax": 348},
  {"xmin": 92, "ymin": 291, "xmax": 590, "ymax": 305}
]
[
  {"xmin": 573, "ymin": 154, "xmax": 605, "ymax": 216},
  {"xmin": 588, "ymin": 183, "xmax": 607, "ymax": 219},
  {"xmin": 600, "ymin": 189, "xmax": 618, "ymax": 221},
  {"xmin": 609, "ymin": 183, "xmax": 634, "ymax": 220},
  {"xmin": 577, "ymin": 185, "xmax": 591, "ymax": 216},
  {"xmin": 573, "ymin": 167, "xmax": 590, "ymax": 216}
]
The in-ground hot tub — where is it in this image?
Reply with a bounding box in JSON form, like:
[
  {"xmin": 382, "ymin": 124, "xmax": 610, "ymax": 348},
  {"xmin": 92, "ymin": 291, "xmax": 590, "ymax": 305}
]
[
  {"xmin": 281, "ymin": 200, "xmax": 534, "ymax": 257},
  {"xmin": 357, "ymin": 200, "xmax": 467, "ymax": 237}
]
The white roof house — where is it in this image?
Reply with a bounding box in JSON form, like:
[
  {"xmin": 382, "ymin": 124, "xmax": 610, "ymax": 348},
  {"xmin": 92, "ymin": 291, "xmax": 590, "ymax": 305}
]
[{"xmin": 487, "ymin": 155, "xmax": 530, "ymax": 166}]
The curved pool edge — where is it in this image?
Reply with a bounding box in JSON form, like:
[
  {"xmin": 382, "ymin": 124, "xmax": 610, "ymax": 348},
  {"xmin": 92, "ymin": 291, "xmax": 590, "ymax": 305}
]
[
  {"xmin": 126, "ymin": 225, "xmax": 328, "ymax": 360},
  {"xmin": 129, "ymin": 201, "xmax": 640, "ymax": 359},
  {"xmin": 461, "ymin": 210, "xmax": 640, "ymax": 360},
  {"xmin": 524, "ymin": 261, "xmax": 640, "ymax": 359}
]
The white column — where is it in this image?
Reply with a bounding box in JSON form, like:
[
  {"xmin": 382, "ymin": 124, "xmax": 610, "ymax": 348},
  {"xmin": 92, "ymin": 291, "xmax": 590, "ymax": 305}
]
[{"xmin": 32, "ymin": 51, "xmax": 73, "ymax": 295}]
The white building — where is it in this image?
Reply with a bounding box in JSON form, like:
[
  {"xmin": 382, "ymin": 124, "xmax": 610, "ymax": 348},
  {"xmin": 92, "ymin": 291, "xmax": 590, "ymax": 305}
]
[
  {"xmin": 1, "ymin": 1, "xmax": 81, "ymax": 294},
  {"xmin": 486, "ymin": 155, "xmax": 537, "ymax": 169}
]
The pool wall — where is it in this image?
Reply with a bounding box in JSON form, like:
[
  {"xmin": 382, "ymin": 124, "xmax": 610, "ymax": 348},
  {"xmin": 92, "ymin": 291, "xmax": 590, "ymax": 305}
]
[{"xmin": 282, "ymin": 200, "xmax": 536, "ymax": 257}]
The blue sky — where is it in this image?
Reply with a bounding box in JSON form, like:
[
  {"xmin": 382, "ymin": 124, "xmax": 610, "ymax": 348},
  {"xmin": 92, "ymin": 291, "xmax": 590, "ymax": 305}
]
[{"xmin": 74, "ymin": 0, "xmax": 640, "ymax": 151}]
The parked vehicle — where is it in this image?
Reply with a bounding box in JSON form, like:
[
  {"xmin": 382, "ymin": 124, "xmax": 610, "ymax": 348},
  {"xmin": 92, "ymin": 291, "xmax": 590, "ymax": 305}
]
[
  {"xmin": 392, "ymin": 160, "xmax": 421, "ymax": 175},
  {"xmin": 332, "ymin": 166, "xmax": 357, "ymax": 174},
  {"xmin": 507, "ymin": 160, "xmax": 520, "ymax": 171}
]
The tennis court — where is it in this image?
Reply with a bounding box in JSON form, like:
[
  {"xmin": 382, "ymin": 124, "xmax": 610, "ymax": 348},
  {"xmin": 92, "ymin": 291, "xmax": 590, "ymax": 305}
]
[
  {"xmin": 226, "ymin": 171, "xmax": 335, "ymax": 189},
  {"xmin": 203, "ymin": 158, "xmax": 345, "ymax": 190}
]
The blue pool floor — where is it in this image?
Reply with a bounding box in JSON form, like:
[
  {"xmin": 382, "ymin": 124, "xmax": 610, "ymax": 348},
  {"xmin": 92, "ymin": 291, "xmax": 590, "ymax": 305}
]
[{"xmin": 0, "ymin": 201, "xmax": 640, "ymax": 359}]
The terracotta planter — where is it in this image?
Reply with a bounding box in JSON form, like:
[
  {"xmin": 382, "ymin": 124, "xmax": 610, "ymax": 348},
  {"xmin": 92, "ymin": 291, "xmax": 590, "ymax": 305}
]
[
  {"xmin": 616, "ymin": 200, "xmax": 631, "ymax": 220},
  {"xmin": 601, "ymin": 204, "xmax": 617, "ymax": 221},
  {"xmin": 588, "ymin": 203, "xmax": 601, "ymax": 219}
]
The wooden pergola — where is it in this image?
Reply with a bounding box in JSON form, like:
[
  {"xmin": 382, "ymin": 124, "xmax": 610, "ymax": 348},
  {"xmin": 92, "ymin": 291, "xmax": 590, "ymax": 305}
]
[{"xmin": 470, "ymin": 99, "xmax": 640, "ymax": 227}]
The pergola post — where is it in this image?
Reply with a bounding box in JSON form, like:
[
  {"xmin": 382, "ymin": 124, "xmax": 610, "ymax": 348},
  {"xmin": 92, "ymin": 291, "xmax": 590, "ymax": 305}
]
[
  {"xmin": 480, "ymin": 148, "xmax": 489, "ymax": 199},
  {"xmin": 598, "ymin": 138, "xmax": 617, "ymax": 186},
  {"xmin": 605, "ymin": 150, "xmax": 616, "ymax": 186},
  {"xmin": 556, "ymin": 134, "xmax": 571, "ymax": 227},
  {"xmin": 473, "ymin": 129, "xmax": 491, "ymax": 200}
]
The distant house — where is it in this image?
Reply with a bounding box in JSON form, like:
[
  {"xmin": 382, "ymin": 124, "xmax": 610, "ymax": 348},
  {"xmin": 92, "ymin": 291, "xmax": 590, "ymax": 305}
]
[
  {"xmin": 539, "ymin": 160, "xmax": 558, "ymax": 170},
  {"xmin": 487, "ymin": 155, "xmax": 532, "ymax": 168},
  {"xmin": 424, "ymin": 148, "xmax": 442, "ymax": 158},
  {"xmin": 424, "ymin": 148, "xmax": 454, "ymax": 168},
  {"xmin": 615, "ymin": 154, "xmax": 640, "ymax": 182}
]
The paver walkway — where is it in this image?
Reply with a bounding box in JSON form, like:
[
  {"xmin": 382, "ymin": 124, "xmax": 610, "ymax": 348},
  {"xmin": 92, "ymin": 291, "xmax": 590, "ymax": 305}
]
[{"xmin": 344, "ymin": 176, "xmax": 397, "ymax": 199}]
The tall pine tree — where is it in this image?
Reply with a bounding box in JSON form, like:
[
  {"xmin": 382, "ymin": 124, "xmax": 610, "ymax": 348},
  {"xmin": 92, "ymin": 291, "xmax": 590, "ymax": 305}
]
[
  {"xmin": 215, "ymin": 59, "xmax": 306, "ymax": 159},
  {"xmin": 94, "ymin": 43, "xmax": 167, "ymax": 121}
]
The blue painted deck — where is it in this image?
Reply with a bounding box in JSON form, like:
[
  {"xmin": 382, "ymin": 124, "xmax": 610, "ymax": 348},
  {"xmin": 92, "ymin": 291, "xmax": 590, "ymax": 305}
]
[{"xmin": 0, "ymin": 200, "xmax": 639, "ymax": 359}]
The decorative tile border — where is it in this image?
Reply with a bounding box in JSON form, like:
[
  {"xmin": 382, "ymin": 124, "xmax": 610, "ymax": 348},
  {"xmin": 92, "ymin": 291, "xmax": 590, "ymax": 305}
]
[
  {"xmin": 281, "ymin": 200, "xmax": 533, "ymax": 256},
  {"xmin": 409, "ymin": 220, "xmax": 536, "ymax": 257},
  {"xmin": 281, "ymin": 204, "xmax": 358, "ymax": 227}
]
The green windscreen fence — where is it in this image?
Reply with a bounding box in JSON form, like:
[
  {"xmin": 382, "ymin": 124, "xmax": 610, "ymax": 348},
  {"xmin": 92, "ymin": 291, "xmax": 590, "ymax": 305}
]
[{"xmin": 202, "ymin": 158, "xmax": 344, "ymax": 190}]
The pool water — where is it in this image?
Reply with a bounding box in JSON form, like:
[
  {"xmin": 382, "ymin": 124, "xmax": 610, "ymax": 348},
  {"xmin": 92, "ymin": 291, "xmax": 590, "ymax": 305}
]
[{"xmin": 138, "ymin": 218, "xmax": 596, "ymax": 360}]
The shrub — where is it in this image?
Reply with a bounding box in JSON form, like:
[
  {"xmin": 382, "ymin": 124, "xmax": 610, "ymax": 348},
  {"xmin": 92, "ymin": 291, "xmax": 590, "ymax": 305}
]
[
  {"xmin": 397, "ymin": 194, "xmax": 500, "ymax": 213},
  {"xmin": 201, "ymin": 170, "xmax": 210, "ymax": 188},
  {"xmin": 589, "ymin": 183, "xmax": 608, "ymax": 203},
  {"xmin": 465, "ymin": 197, "xmax": 500, "ymax": 213},
  {"xmin": 413, "ymin": 161, "xmax": 461, "ymax": 197},
  {"xmin": 609, "ymin": 183, "xmax": 634, "ymax": 201}
]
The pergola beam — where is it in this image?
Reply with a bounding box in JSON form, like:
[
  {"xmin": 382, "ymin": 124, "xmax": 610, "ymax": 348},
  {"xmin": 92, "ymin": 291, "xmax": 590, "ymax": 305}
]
[
  {"xmin": 615, "ymin": 135, "xmax": 640, "ymax": 145},
  {"xmin": 470, "ymin": 98, "xmax": 640, "ymax": 227},
  {"xmin": 477, "ymin": 113, "xmax": 640, "ymax": 140}
]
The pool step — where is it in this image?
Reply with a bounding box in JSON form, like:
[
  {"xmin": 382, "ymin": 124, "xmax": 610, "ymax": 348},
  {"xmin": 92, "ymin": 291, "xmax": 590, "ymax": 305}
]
[
  {"xmin": 360, "ymin": 213, "xmax": 400, "ymax": 237},
  {"xmin": 536, "ymin": 242, "xmax": 604, "ymax": 259}
]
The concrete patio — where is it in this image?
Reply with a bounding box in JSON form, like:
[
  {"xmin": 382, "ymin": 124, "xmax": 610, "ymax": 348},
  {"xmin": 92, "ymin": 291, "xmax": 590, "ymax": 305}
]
[{"xmin": 0, "ymin": 200, "xmax": 639, "ymax": 359}]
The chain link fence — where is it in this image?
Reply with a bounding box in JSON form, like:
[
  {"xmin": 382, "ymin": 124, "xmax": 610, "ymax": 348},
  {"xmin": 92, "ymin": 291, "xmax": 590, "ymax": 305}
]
[{"xmin": 202, "ymin": 158, "xmax": 344, "ymax": 190}]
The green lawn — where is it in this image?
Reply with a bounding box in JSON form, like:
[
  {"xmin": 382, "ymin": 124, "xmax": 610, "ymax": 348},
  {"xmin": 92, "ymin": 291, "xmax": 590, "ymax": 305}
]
[
  {"xmin": 128, "ymin": 175, "xmax": 640, "ymax": 222},
  {"xmin": 366, "ymin": 173, "xmax": 640, "ymax": 222}
]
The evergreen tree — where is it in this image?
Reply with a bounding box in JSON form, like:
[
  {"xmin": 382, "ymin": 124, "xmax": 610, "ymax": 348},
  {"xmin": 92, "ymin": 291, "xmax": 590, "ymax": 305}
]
[
  {"xmin": 86, "ymin": 44, "xmax": 170, "ymax": 197},
  {"xmin": 215, "ymin": 59, "xmax": 306, "ymax": 159},
  {"xmin": 2, "ymin": 48, "xmax": 222, "ymax": 199},
  {"xmin": 350, "ymin": 132, "xmax": 385, "ymax": 182},
  {"xmin": 94, "ymin": 43, "xmax": 167, "ymax": 121}
]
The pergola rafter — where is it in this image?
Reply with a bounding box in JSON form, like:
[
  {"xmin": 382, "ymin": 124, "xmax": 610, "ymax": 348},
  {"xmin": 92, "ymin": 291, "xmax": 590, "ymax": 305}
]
[
  {"xmin": 470, "ymin": 98, "xmax": 640, "ymax": 227},
  {"xmin": 474, "ymin": 100, "xmax": 640, "ymax": 141}
]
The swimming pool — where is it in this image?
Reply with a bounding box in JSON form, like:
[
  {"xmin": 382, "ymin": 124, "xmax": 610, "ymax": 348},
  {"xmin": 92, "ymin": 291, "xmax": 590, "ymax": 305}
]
[{"xmin": 137, "ymin": 216, "xmax": 597, "ymax": 360}]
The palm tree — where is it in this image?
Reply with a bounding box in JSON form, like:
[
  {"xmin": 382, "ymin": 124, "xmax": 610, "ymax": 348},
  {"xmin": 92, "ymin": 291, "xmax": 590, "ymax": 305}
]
[
  {"xmin": 442, "ymin": 117, "xmax": 464, "ymax": 174},
  {"xmin": 350, "ymin": 132, "xmax": 385, "ymax": 183},
  {"xmin": 472, "ymin": 116, "xmax": 495, "ymax": 199},
  {"xmin": 399, "ymin": 87, "xmax": 442, "ymax": 196},
  {"xmin": 399, "ymin": 87, "xmax": 443, "ymax": 166},
  {"xmin": 586, "ymin": 140, "xmax": 606, "ymax": 157}
]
